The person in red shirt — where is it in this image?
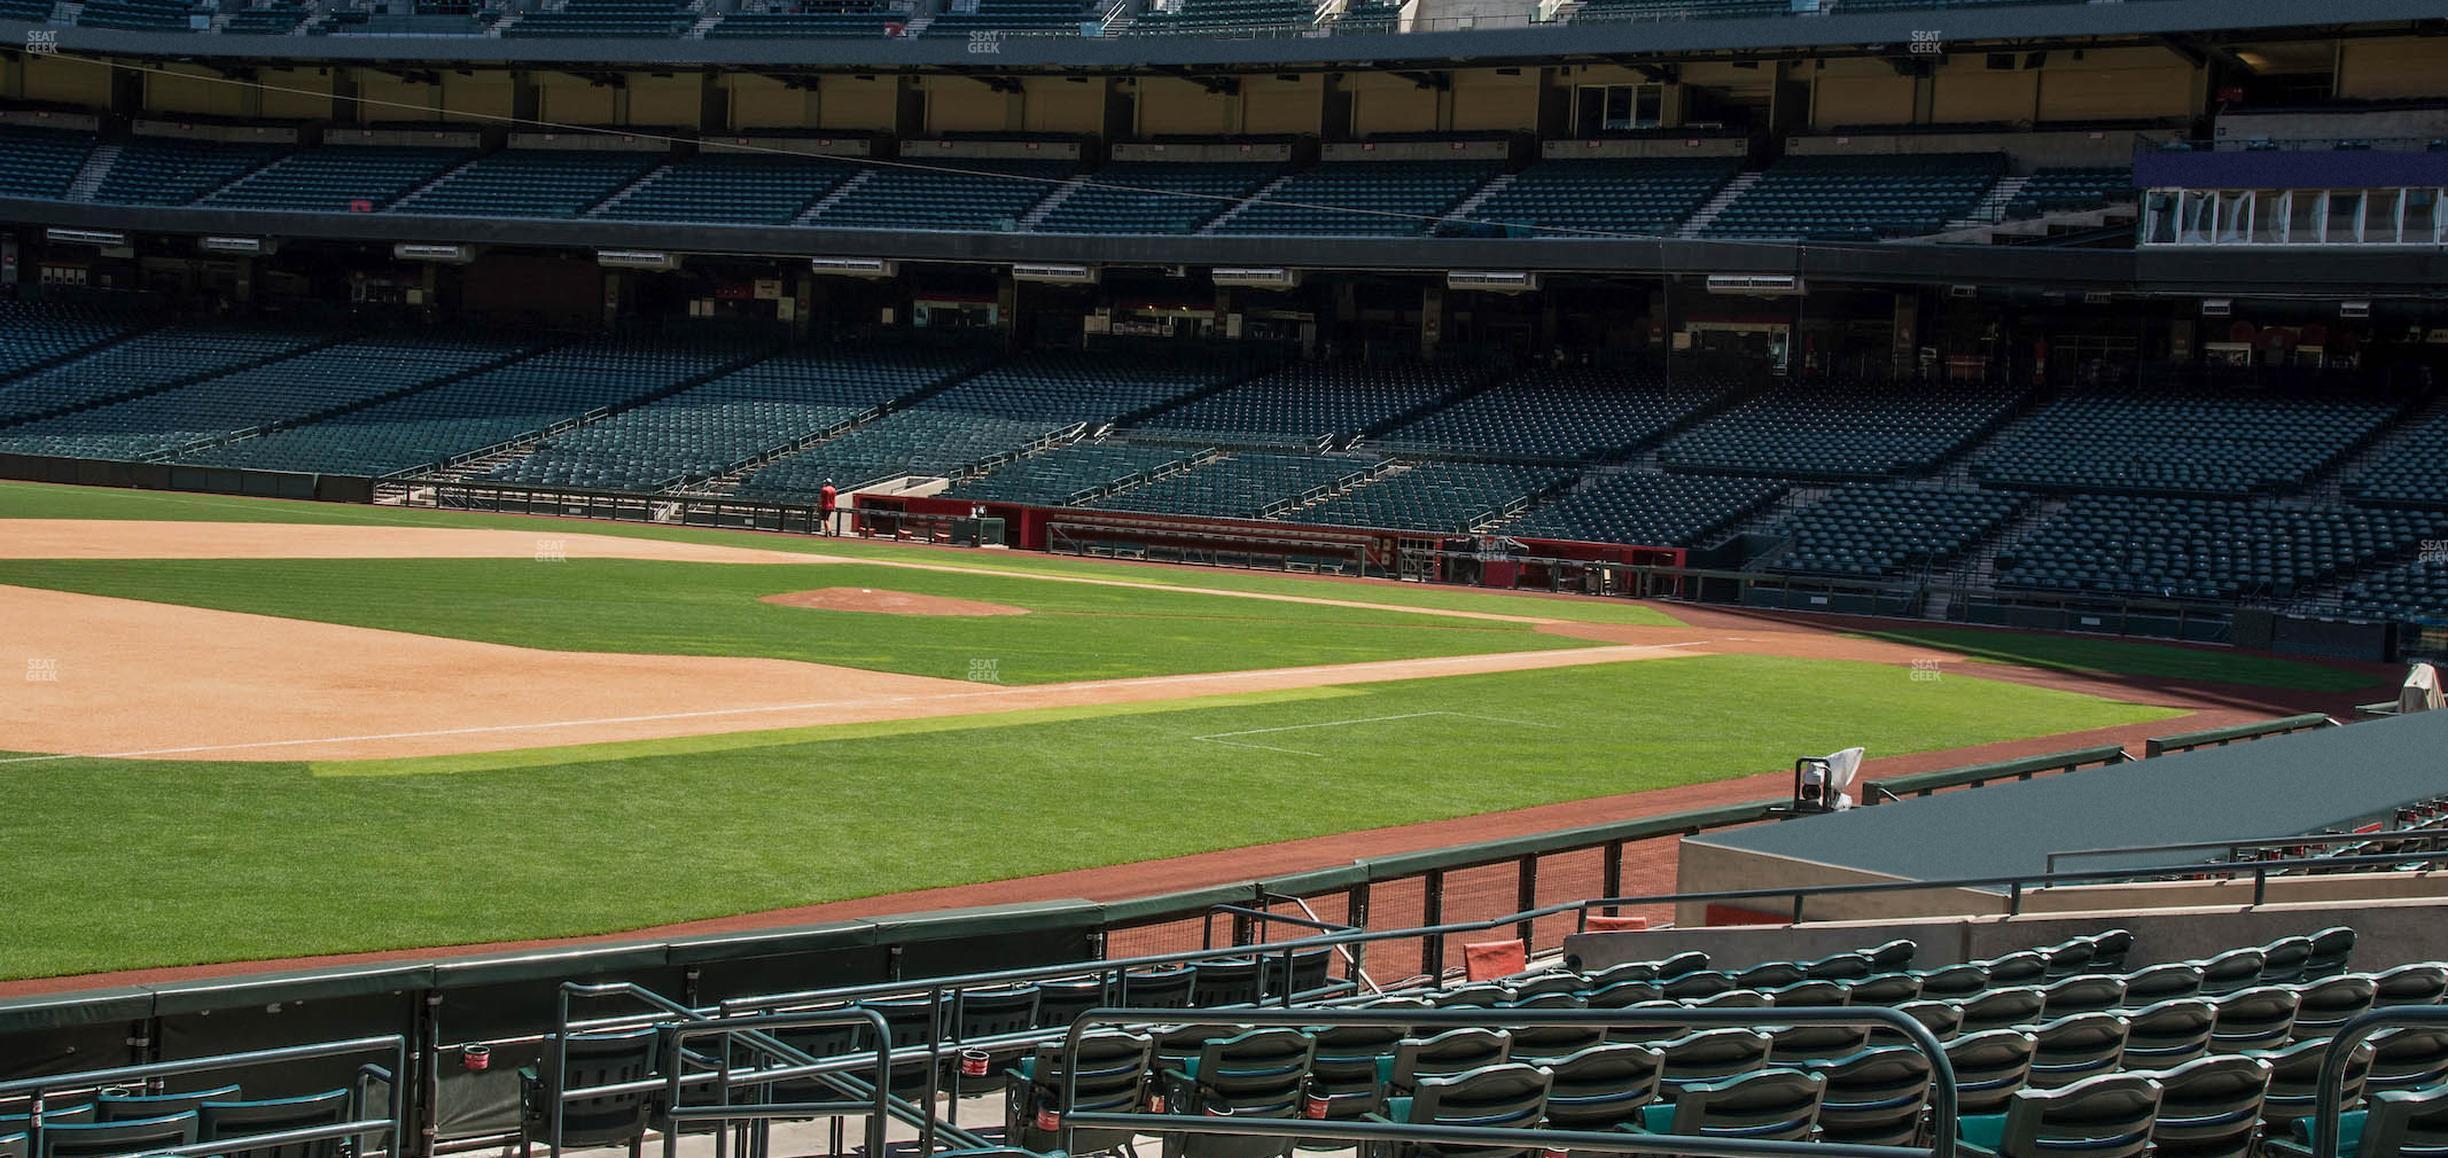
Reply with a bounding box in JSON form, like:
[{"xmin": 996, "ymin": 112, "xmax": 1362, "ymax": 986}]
[{"xmin": 817, "ymin": 481, "xmax": 839, "ymax": 536}]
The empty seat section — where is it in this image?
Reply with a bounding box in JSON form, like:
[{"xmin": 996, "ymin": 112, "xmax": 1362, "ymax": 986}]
[
  {"xmin": 1502, "ymin": 471, "xmax": 1787, "ymax": 546},
  {"xmin": 1369, "ymin": 366, "xmax": 1731, "ymax": 462},
  {"xmin": 503, "ymin": 0, "xmax": 692, "ymax": 36},
  {"xmin": 1127, "ymin": 0, "xmax": 1313, "ymax": 36},
  {"xmin": 395, "ymin": 149, "xmax": 662, "ymax": 218},
  {"xmin": 201, "ymin": 145, "xmax": 471, "ymax": 211},
  {"xmin": 0, "ymin": 334, "xmax": 533, "ymax": 462},
  {"xmin": 2348, "ymin": 412, "xmax": 2448, "ymax": 510},
  {"xmin": 1703, "ymin": 152, "xmax": 2005, "ymax": 241},
  {"xmin": 0, "ymin": 325, "xmax": 327, "ymax": 426},
  {"xmin": 1033, "ymin": 161, "xmax": 1280, "ymax": 234},
  {"xmin": 1572, "ymin": 0, "xmax": 1788, "ymax": 22},
  {"xmin": 0, "ymin": 301, "xmax": 144, "ymax": 382},
  {"xmin": 705, "ymin": 6, "xmax": 896, "ymax": 36},
  {"xmin": 1289, "ymin": 460, "xmax": 1574, "ymax": 533},
  {"xmin": 220, "ymin": 1, "xmax": 311, "ymax": 33},
  {"xmin": 2333, "ymin": 559, "xmax": 2448, "ymax": 627},
  {"xmin": 2007, "ymin": 167, "xmax": 2135, "ymax": 218},
  {"xmin": 738, "ymin": 351, "xmax": 1238, "ymax": 497},
  {"xmin": 1975, "ymin": 384, "xmax": 2400, "ymax": 497},
  {"xmin": 93, "ymin": 136, "xmax": 290, "ymax": 205},
  {"xmin": 806, "ymin": 159, "xmax": 1072, "ymax": 232},
  {"xmin": 1129, "ymin": 361, "xmax": 1479, "ymax": 448},
  {"xmin": 1769, "ymin": 483, "xmax": 2027, "ymax": 578},
  {"xmin": 179, "ymin": 338, "xmax": 748, "ymax": 476},
  {"xmin": 941, "ymin": 441, "xmax": 1204, "ymax": 506},
  {"xmin": 0, "ymin": 127, "xmax": 95, "ymax": 199},
  {"xmin": 76, "ymin": 0, "xmax": 196, "ymax": 28},
  {"xmin": 1661, "ymin": 378, "xmax": 2022, "ymax": 478},
  {"xmin": 1449, "ymin": 157, "xmax": 1739, "ymax": 237},
  {"xmin": 482, "ymin": 346, "xmax": 977, "ymax": 491},
  {"xmin": 593, "ymin": 151, "xmax": 859, "ymax": 224},
  {"xmin": 1216, "ymin": 160, "xmax": 1503, "ymax": 237},
  {"xmin": 1086, "ymin": 451, "xmax": 1379, "ymax": 519},
  {"xmin": 1993, "ymin": 495, "xmax": 2448, "ymax": 601},
  {"xmin": 920, "ymin": 0, "xmax": 1089, "ymax": 37}
]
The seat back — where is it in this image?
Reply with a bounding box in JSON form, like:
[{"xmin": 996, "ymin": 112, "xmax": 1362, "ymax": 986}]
[
  {"xmin": 2139, "ymin": 1054, "xmax": 2269, "ymax": 1158},
  {"xmin": 2041, "ymin": 937, "xmax": 2098, "ymax": 981},
  {"xmin": 0, "ymin": 1131, "xmax": 21, "ymax": 1158},
  {"xmin": 2200, "ymin": 948, "xmax": 2268, "ymax": 997},
  {"xmin": 95, "ymin": 1086, "xmax": 242, "ymax": 1123},
  {"xmin": 2372, "ymin": 963, "xmax": 2448, "ymax": 1008},
  {"xmin": 2302, "ymin": 926, "xmax": 2357, "ymax": 978},
  {"xmin": 1766, "ymin": 980, "xmax": 1850, "ymax": 1008},
  {"xmin": 1803, "ymin": 1046, "xmax": 1932, "ymax": 1147},
  {"xmin": 1504, "ymin": 1019, "xmax": 1602, "ymax": 1063},
  {"xmin": 1959, "ymin": 986, "xmax": 2046, "ymax": 1035},
  {"xmin": 1189, "ymin": 959, "xmax": 1262, "ymax": 1008},
  {"xmin": 1870, "ymin": 1000, "xmax": 1963, "ymax": 1046},
  {"xmin": 1391, "ymin": 1028, "xmax": 1510, "ymax": 1092},
  {"xmin": 1262, "ymin": 947, "xmax": 1333, "ymax": 1000},
  {"xmin": 2209, "ymin": 986, "xmax": 2300, "ymax": 1053},
  {"xmin": 1012, "ymin": 1031, "xmax": 1150, "ymax": 1153},
  {"xmin": 1035, "ymin": 977, "xmax": 1109, "ymax": 1030},
  {"xmin": 1539, "ymin": 1044, "xmax": 1660, "ymax": 1131},
  {"xmin": 1666, "ymin": 1069, "xmax": 1824, "ymax": 1142},
  {"xmin": 1732, "ymin": 962, "xmax": 1805, "ymax": 990},
  {"xmin": 1865, "ymin": 939, "xmax": 1917, "ymax": 972},
  {"xmin": 1582, "ymin": 981, "xmax": 1661, "ymax": 1010},
  {"xmin": 1766, "ymin": 1020, "xmax": 1870, "ymax": 1065},
  {"xmin": 1506, "ymin": 972, "xmax": 1582, "ymax": 1002},
  {"xmin": 1995, "ymin": 1072, "xmax": 2161, "ymax": 1158},
  {"xmin": 1305, "ymin": 1024, "xmax": 1403, "ymax": 1120},
  {"xmin": 2370, "ymin": 1026, "xmax": 2448, "ymax": 1095},
  {"xmin": 1985, "ymin": 951, "xmax": 2048, "ymax": 988},
  {"xmin": 1655, "ymin": 1028, "xmax": 1771, "ymax": 1092},
  {"xmin": 2289, "ymin": 974, "xmax": 2378, "ymax": 1040},
  {"xmin": 2028, "ymin": 1013, "xmax": 2130, "ymax": 1090},
  {"xmin": 2358, "ymin": 1080, "xmax": 2448, "ymax": 1157},
  {"xmin": 1402, "ymin": 1062, "xmax": 1550, "ymax": 1158},
  {"xmin": 1945, "ymin": 1029, "xmax": 2039, "ymax": 1116},
  {"xmin": 2042, "ymin": 975, "xmax": 2128, "ymax": 1019},
  {"xmin": 1849, "ymin": 973, "xmax": 1922, "ymax": 1007},
  {"xmin": 2121, "ymin": 999, "xmax": 2217, "ymax": 1068},
  {"xmin": 1124, "ymin": 967, "xmax": 1197, "ymax": 1009},
  {"xmin": 1661, "ymin": 971, "xmax": 1737, "ymax": 1001},
  {"xmin": 1805, "ymin": 952, "xmax": 1875, "ymax": 982},
  {"xmin": 2086, "ymin": 930, "xmax": 2135, "ymax": 973},
  {"xmin": 1430, "ymin": 983, "xmax": 1511, "ymax": 1010},
  {"xmin": 38, "ymin": 1111, "xmax": 200, "ymax": 1158},
  {"xmin": 1918, "ymin": 963, "xmax": 1991, "ymax": 1001},
  {"xmin": 2123, "ymin": 963, "xmax": 2206, "ymax": 1005},
  {"xmin": 1653, "ymin": 950, "xmax": 1710, "ymax": 981},
  {"xmin": 2252, "ymin": 1036, "xmax": 2373, "ymax": 1129},
  {"xmin": 542, "ymin": 1027, "xmax": 661, "ymax": 1147},
  {"xmin": 2258, "ymin": 936, "xmax": 2314, "ymax": 985},
  {"xmin": 198, "ymin": 1089, "xmax": 353, "ymax": 1158},
  {"xmin": 1189, "ymin": 1029, "xmax": 1314, "ymax": 1116}
]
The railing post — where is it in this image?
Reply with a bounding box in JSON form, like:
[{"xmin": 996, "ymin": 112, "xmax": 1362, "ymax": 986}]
[
  {"xmin": 1421, "ymin": 869, "xmax": 1447, "ymax": 981},
  {"xmin": 1515, "ymin": 855, "xmax": 1539, "ymax": 944},
  {"xmin": 1600, "ymin": 840, "xmax": 1624, "ymax": 909},
  {"xmin": 1347, "ymin": 883, "xmax": 1371, "ymax": 988}
]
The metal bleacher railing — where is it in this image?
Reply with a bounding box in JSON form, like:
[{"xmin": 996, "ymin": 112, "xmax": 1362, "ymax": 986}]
[{"xmin": 0, "ymin": 1035, "xmax": 407, "ymax": 1158}]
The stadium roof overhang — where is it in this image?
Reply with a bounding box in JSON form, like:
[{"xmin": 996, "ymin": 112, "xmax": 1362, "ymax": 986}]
[
  {"xmin": 0, "ymin": 0, "xmax": 2439, "ymax": 73},
  {"xmin": 7, "ymin": 196, "xmax": 2444, "ymax": 297}
]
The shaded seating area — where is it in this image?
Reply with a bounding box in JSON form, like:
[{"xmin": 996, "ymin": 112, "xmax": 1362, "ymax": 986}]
[
  {"xmin": 1127, "ymin": 362, "xmax": 1482, "ymax": 449},
  {"xmin": 1287, "ymin": 460, "xmax": 1574, "ymax": 534},
  {"xmin": 1974, "ymin": 384, "xmax": 2401, "ymax": 497},
  {"xmin": 1212, "ymin": 160, "xmax": 1504, "ymax": 238},
  {"xmin": 503, "ymin": 0, "xmax": 694, "ymax": 36},
  {"xmin": 1367, "ymin": 366, "xmax": 1731, "ymax": 463},
  {"xmin": 394, "ymin": 149, "xmax": 663, "ymax": 218},
  {"xmin": 1660, "ymin": 378, "xmax": 2023, "ymax": 479},
  {"xmin": 199, "ymin": 144, "xmax": 472, "ymax": 212},
  {"xmin": 592, "ymin": 151, "xmax": 861, "ymax": 225},
  {"xmin": 1444, "ymin": 156, "xmax": 1741, "ymax": 238},
  {"xmin": 1032, "ymin": 161, "xmax": 1280, "ymax": 235},
  {"xmin": 805, "ymin": 159, "xmax": 1074, "ymax": 232},
  {"xmin": 1994, "ymin": 495, "xmax": 2448, "ymax": 601},
  {"xmin": 1769, "ymin": 483, "xmax": 2028, "ymax": 579},
  {"xmin": 1702, "ymin": 152, "xmax": 2006, "ymax": 241},
  {"xmin": 1500, "ymin": 471, "xmax": 1786, "ymax": 547}
]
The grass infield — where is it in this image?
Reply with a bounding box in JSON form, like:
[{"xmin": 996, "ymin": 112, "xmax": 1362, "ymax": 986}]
[{"xmin": 0, "ymin": 654, "xmax": 2178, "ymax": 979}]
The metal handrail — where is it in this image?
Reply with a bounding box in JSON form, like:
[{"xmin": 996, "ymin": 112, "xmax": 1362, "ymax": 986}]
[
  {"xmin": 0, "ymin": 1035, "xmax": 407, "ymax": 1158},
  {"xmin": 657, "ymin": 1009, "xmax": 893, "ymax": 1158},
  {"xmin": 2044, "ymin": 830, "xmax": 2433, "ymax": 875},
  {"xmin": 2310, "ymin": 1005, "xmax": 2448, "ymax": 1158},
  {"xmin": 1058, "ymin": 1005, "xmax": 1957, "ymax": 1158}
]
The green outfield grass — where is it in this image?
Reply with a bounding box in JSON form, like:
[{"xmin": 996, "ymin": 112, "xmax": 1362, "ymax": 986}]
[
  {"xmin": 0, "ymin": 654, "xmax": 2179, "ymax": 979},
  {"xmin": 0, "ymin": 556, "xmax": 1603, "ymax": 683},
  {"xmin": 0, "ymin": 481, "xmax": 1683, "ymax": 626},
  {"xmin": 1854, "ymin": 627, "xmax": 2378, "ymax": 694}
]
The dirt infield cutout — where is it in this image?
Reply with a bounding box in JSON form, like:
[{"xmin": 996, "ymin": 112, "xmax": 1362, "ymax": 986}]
[{"xmin": 760, "ymin": 587, "xmax": 1029, "ymax": 617}]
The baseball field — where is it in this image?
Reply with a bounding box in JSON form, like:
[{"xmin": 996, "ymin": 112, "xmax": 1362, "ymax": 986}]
[{"xmin": 0, "ymin": 480, "xmax": 2389, "ymax": 983}]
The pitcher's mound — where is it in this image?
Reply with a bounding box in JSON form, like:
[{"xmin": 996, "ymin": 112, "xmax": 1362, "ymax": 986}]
[{"xmin": 760, "ymin": 587, "xmax": 1030, "ymax": 617}]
